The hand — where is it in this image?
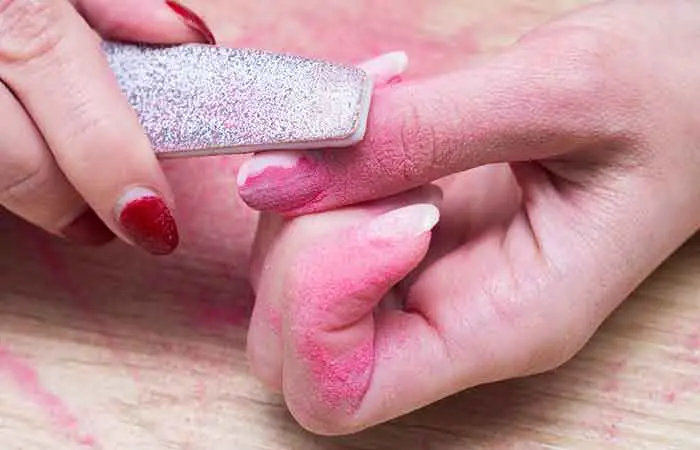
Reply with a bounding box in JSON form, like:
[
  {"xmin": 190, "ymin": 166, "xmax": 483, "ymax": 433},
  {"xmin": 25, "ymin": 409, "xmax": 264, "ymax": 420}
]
[
  {"xmin": 0, "ymin": 0, "xmax": 213, "ymax": 254},
  {"xmin": 243, "ymin": 0, "xmax": 700, "ymax": 434}
]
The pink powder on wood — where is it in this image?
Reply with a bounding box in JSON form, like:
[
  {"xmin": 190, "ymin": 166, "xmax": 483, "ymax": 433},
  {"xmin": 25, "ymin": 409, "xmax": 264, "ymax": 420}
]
[
  {"xmin": 0, "ymin": 346, "xmax": 97, "ymax": 448},
  {"xmin": 663, "ymin": 391, "xmax": 677, "ymax": 404},
  {"xmin": 29, "ymin": 234, "xmax": 143, "ymax": 384},
  {"xmin": 684, "ymin": 333, "xmax": 700, "ymax": 352}
]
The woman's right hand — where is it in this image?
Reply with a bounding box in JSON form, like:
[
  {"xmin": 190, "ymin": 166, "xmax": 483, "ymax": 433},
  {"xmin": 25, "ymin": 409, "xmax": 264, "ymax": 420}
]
[{"xmin": 0, "ymin": 0, "xmax": 212, "ymax": 254}]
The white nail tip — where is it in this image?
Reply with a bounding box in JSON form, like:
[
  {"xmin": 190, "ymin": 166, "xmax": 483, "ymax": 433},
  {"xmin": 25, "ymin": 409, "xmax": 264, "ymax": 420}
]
[
  {"xmin": 359, "ymin": 51, "xmax": 409, "ymax": 81},
  {"xmin": 115, "ymin": 187, "xmax": 159, "ymax": 214},
  {"xmin": 367, "ymin": 203, "xmax": 440, "ymax": 240},
  {"xmin": 236, "ymin": 151, "xmax": 303, "ymax": 186}
]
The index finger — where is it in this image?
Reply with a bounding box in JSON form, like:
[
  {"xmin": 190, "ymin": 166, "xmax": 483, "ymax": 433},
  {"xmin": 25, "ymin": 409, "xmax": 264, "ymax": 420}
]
[
  {"xmin": 0, "ymin": 0, "xmax": 177, "ymax": 254},
  {"xmin": 237, "ymin": 28, "xmax": 630, "ymax": 216}
]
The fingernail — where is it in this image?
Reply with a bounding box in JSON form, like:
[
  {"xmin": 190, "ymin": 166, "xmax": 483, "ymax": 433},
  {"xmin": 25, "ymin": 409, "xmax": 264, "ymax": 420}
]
[
  {"xmin": 237, "ymin": 152, "xmax": 303, "ymax": 186},
  {"xmin": 359, "ymin": 51, "xmax": 409, "ymax": 86},
  {"xmin": 165, "ymin": 0, "xmax": 217, "ymax": 45},
  {"xmin": 366, "ymin": 204, "xmax": 440, "ymax": 241},
  {"xmin": 60, "ymin": 209, "xmax": 116, "ymax": 246},
  {"xmin": 115, "ymin": 187, "xmax": 179, "ymax": 255},
  {"xmin": 237, "ymin": 151, "xmax": 328, "ymax": 212}
]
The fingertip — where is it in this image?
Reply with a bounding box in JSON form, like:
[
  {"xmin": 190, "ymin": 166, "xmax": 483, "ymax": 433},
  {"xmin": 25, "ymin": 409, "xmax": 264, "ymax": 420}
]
[
  {"xmin": 365, "ymin": 203, "xmax": 439, "ymax": 241},
  {"xmin": 79, "ymin": 0, "xmax": 215, "ymax": 44},
  {"xmin": 114, "ymin": 187, "xmax": 179, "ymax": 256},
  {"xmin": 164, "ymin": 0, "xmax": 216, "ymax": 44}
]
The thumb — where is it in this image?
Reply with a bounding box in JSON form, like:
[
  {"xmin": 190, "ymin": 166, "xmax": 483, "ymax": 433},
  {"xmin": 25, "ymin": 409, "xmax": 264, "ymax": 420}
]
[
  {"xmin": 73, "ymin": 0, "xmax": 215, "ymax": 44},
  {"xmin": 280, "ymin": 202, "xmax": 438, "ymax": 434},
  {"xmin": 246, "ymin": 185, "xmax": 441, "ymax": 392},
  {"xmin": 237, "ymin": 28, "xmax": 630, "ymax": 215}
]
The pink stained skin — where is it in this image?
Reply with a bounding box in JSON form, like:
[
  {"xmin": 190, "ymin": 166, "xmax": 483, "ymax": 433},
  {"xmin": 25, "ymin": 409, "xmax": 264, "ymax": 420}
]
[
  {"xmin": 0, "ymin": 346, "xmax": 97, "ymax": 448},
  {"xmin": 283, "ymin": 219, "xmax": 432, "ymax": 420}
]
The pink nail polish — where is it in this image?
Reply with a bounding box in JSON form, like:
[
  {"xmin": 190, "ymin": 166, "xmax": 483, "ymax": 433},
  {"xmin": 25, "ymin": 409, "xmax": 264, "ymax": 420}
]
[
  {"xmin": 116, "ymin": 188, "xmax": 179, "ymax": 255},
  {"xmin": 237, "ymin": 151, "xmax": 329, "ymax": 212},
  {"xmin": 165, "ymin": 0, "xmax": 216, "ymax": 45}
]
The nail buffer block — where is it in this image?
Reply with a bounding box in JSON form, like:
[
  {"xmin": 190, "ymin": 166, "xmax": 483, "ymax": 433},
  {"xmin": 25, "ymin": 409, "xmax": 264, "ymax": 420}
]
[{"xmin": 102, "ymin": 41, "xmax": 374, "ymax": 158}]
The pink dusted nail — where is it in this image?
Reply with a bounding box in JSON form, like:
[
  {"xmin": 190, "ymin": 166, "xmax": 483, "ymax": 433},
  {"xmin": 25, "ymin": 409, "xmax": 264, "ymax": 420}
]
[
  {"xmin": 237, "ymin": 151, "xmax": 330, "ymax": 212},
  {"xmin": 115, "ymin": 187, "xmax": 179, "ymax": 255},
  {"xmin": 165, "ymin": 0, "xmax": 217, "ymax": 45}
]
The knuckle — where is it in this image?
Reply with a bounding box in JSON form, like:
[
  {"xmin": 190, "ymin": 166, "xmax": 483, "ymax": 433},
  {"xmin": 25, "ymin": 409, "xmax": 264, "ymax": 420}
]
[
  {"xmin": 0, "ymin": 0, "xmax": 64, "ymax": 64},
  {"xmin": 0, "ymin": 147, "xmax": 49, "ymax": 204},
  {"xmin": 371, "ymin": 98, "xmax": 438, "ymax": 186},
  {"xmin": 61, "ymin": 99, "xmax": 119, "ymax": 161},
  {"xmin": 397, "ymin": 102, "xmax": 438, "ymax": 182},
  {"xmin": 549, "ymin": 27, "xmax": 613, "ymax": 102},
  {"xmin": 524, "ymin": 24, "xmax": 646, "ymax": 138}
]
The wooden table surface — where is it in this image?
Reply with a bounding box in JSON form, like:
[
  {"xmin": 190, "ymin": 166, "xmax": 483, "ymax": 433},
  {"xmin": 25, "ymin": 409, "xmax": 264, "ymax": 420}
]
[{"xmin": 0, "ymin": 0, "xmax": 698, "ymax": 448}]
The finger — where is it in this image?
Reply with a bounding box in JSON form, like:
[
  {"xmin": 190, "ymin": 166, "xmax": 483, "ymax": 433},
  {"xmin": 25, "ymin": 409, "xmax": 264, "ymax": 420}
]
[
  {"xmin": 246, "ymin": 52, "xmax": 411, "ymax": 389},
  {"xmin": 0, "ymin": 82, "xmax": 114, "ymax": 244},
  {"xmin": 273, "ymin": 197, "xmax": 549, "ymax": 436},
  {"xmin": 278, "ymin": 202, "xmax": 439, "ymax": 434},
  {"xmin": 236, "ymin": 51, "xmax": 409, "ymax": 208},
  {"xmin": 279, "ymin": 165, "xmax": 658, "ymax": 436},
  {"xmin": 246, "ymin": 184, "xmax": 442, "ymax": 392},
  {"xmin": 238, "ymin": 27, "xmax": 634, "ymax": 215},
  {"xmin": 247, "ymin": 50, "xmax": 409, "ymax": 290},
  {"xmin": 0, "ymin": 1, "xmax": 181, "ymax": 254},
  {"xmin": 73, "ymin": 0, "xmax": 215, "ymax": 44}
]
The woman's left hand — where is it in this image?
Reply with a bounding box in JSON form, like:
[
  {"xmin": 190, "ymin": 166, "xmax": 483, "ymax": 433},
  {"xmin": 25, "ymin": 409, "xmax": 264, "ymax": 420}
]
[{"xmin": 243, "ymin": 0, "xmax": 700, "ymax": 435}]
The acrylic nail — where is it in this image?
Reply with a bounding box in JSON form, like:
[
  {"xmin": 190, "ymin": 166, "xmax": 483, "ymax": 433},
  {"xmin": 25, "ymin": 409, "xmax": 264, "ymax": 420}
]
[
  {"xmin": 358, "ymin": 51, "xmax": 409, "ymax": 86},
  {"xmin": 115, "ymin": 187, "xmax": 179, "ymax": 255},
  {"xmin": 366, "ymin": 203, "xmax": 440, "ymax": 241},
  {"xmin": 60, "ymin": 208, "xmax": 116, "ymax": 246},
  {"xmin": 237, "ymin": 151, "xmax": 329, "ymax": 212},
  {"xmin": 165, "ymin": 0, "xmax": 217, "ymax": 45},
  {"xmin": 237, "ymin": 151, "xmax": 304, "ymax": 187}
]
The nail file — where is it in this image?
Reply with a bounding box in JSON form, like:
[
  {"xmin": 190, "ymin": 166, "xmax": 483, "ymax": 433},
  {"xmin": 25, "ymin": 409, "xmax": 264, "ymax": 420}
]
[{"xmin": 102, "ymin": 41, "xmax": 374, "ymax": 159}]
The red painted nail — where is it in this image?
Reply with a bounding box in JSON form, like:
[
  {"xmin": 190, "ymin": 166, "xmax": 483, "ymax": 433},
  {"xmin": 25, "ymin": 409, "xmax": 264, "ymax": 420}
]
[
  {"xmin": 116, "ymin": 188, "xmax": 179, "ymax": 255},
  {"xmin": 61, "ymin": 209, "xmax": 116, "ymax": 246},
  {"xmin": 165, "ymin": 0, "xmax": 217, "ymax": 45}
]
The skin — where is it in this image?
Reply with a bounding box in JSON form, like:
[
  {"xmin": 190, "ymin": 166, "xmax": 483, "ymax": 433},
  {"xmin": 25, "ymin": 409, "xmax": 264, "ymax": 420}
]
[
  {"xmin": 244, "ymin": 0, "xmax": 700, "ymax": 435},
  {"xmin": 0, "ymin": 0, "xmax": 206, "ymax": 252}
]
